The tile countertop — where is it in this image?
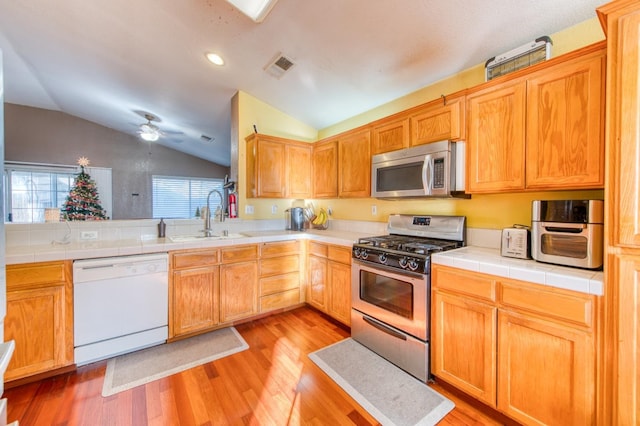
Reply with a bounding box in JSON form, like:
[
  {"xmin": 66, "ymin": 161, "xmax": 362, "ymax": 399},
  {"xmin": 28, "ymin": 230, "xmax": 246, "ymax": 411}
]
[
  {"xmin": 432, "ymin": 246, "xmax": 604, "ymax": 296},
  {"xmin": 5, "ymin": 229, "xmax": 369, "ymax": 265}
]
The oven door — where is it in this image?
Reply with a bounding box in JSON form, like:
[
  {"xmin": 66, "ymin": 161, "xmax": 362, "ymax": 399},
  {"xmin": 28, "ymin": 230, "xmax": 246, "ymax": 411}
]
[{"xmin": 351, "ymin": 260, "xmax": 428, "ymax": 341}]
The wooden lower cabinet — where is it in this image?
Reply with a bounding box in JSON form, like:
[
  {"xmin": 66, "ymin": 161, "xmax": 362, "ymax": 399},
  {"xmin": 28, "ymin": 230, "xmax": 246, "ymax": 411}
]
[
  {"xmin": 306, "ymin": 242, "xmax": 351, "ymax": 325},
  {"xmin": 259, "ymin": 240, "xmax": 302, "ymax": 313},
  {"xmin": 220, "ymin": 245, "xmax": 259, "ymax": 323},
  {"xmin": 170, "ymin": 249, "xmax": 220, "ymax": 338},
  {"xmin": 431, "ymin": 264, "xmax": 597, "ymax": 425},
  {"xmin": 5, "ymin": 261, "xmax": 73, "ymax": 381}
]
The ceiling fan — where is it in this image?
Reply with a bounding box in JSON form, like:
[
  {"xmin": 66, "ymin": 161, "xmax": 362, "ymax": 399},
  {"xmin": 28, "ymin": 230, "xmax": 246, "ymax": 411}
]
[{"xmin": 136, "ymin": 113, "xmax": 184, "ymax": 143}]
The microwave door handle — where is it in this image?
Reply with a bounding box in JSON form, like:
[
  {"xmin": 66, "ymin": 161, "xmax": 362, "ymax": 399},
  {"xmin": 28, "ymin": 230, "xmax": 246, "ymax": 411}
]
[
  {"xmin": 422, "ymin": 154, "xmax": 433, "ymax": 195},
  {"xmin": 541, "ymin": 222, "xmax": 587, "ymax": 233}
]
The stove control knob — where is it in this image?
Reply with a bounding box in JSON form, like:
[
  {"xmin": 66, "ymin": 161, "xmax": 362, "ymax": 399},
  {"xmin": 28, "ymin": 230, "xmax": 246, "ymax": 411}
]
[
  {"xmin": 399, "ymin": 257, "xmax": 408, "ymax": 268},
  {"xmin": 408, "ymin": 259, "xmax": 419, "ymax": 271},
  {"xmin": 379, "ymin": 253, "xmax": 387, "ymax": 264},
  {"xmin": 361, "ymin": 250, "xmax": 369, "ymax": 260},
  {"xmin": 353, "ymin": 248, "xmax": 361, "ymax": 258}
]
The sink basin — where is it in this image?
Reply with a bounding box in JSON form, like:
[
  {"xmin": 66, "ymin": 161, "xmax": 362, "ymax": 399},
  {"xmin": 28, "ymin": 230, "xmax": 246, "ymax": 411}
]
[{"xmin": 169, "ymin": 233, "xmax": 247, "ymax": 242}]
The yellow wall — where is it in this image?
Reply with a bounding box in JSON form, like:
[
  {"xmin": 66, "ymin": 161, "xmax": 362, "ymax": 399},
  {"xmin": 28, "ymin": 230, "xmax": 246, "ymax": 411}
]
[{"xmin": 237, "ymin": 17, "xmax": 606, "ymax": 229}]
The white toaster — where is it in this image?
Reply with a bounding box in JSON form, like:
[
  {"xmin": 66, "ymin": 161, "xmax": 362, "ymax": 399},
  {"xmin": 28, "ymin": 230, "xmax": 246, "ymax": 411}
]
[{"xmin": 501, "ymin": 225, "xmax": 531, "ymax": 259}]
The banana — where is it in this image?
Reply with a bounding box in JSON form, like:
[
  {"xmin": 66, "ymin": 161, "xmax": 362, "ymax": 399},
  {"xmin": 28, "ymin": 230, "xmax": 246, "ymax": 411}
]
[{"xmin": 312, "ymin": 208, "xmax": 327, "ymax": 226}]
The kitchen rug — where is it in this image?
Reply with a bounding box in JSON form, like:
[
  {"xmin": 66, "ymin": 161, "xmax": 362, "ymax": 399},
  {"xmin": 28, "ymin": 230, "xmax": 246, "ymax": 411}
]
[
  {"xmin": 102, "ymin": 327, "xmax": 248, "ymax": 397},
  {"xmin": 309, "ymin": 338, "xmax": 454, "ymax": 426}
]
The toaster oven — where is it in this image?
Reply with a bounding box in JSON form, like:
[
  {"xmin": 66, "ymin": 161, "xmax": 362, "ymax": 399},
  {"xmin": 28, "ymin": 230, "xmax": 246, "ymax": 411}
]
[{"xmin": 531, "ymin": 200, "xmax": 604, "ymax": 270}]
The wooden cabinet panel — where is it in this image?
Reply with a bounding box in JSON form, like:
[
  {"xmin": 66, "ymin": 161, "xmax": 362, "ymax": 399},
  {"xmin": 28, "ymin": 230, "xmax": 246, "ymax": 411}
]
[
  {"xmin": 221, "ymin": 244, "xmax": 258, "ymax": 263},
  {"xmin": 312, "ymin": 140, "xmax": 338, "ymax": 198},
  {"xmin": 260, "ymin": 255, "xmax": 299, "ymax": 277},
  {"xmin": 172, "ymin": 266, "xmax": 219, "ymax": 336},
  {"xmin": 171, "ymin": 249, "xmax": 219, "ymax": 269},
  {"xmin": 327, "ymin": 245, "xmax": 351, "ymax": 265},
  {"xmin": 499, "ymin": 280, "xmax": 595, "ymax": 328},
  {"xmin": 410, "ymin": 96, "xmax": 464, "ymax": 146},
  {"xmin": 497, "ymin": 311, "xmax": 595, "ymax": 425},
  {"xmin": 309, "ymin": 241, "xmax": 328, "ymax": 257},
  {"xmin": 286, "ymin": 144, "xmax": 312, "ymax": 198},
  {"xmin": 467, "ymin": 81, "xmax": 527, "ymax": 193},
  {"xmin": 338, "ymin": 129, "xmax": 371, "ymax": 198},
  {"xmin": 307, "ymin": 254, "xmax": 327, "ymax": 311},
  {"xmin": 260, "ymin": 272, "xmax": 300, "ymax": 296},
  {"xmin": 372, "ymin": 117, "xmax": 409, "ymax": 154},
  {"xmin": 525, "ymin": 52, "xmax": 605, "ymax": 189},
  {"xmin": 252, "ymin": 137, "xmax": 286, "ymax": 198},
  {"xmin": 327, "ymin": 260, "xmax": 351, "ymax": 325},
  {"xmin": 220, "ymin": 261, "xmax": 259, "ymax": 323},
  {"xmin": 260, "ymin": 240, "xmax": 300, "ymax": 257},
  {"xmin": 260, "ymin": 289, "xmax": 300, "ymax": 312},
  {"xmin": 5, "ymin": 261, "xmax": 73, "ymax": 381},
  {"xmin": 431, "ymin": 290, "xmax": 497, "ymax": 406},
  {"xmin": 432, "ymin": 265, "xmax": 496, "ymax": 302}
]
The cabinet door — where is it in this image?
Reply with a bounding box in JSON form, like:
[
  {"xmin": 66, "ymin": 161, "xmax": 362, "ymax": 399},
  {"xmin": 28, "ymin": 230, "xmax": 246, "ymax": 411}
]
[
  {"xmin": 220, "ymin": 261, "xmax": 258, "ymax": 323},
  {"xmin": 411, "ymin": 96, "xmax": 464, "ymax": 146},
  {"xmin": 257, "ymin": 139, "xmax": 286, "ymax": 198},
  {"xmin": 312, "ymin": 140, "xmax": 338, "ymax": 198},
  {"xmin": 327, "ymin": 260, "xmax": 351, "ymax": 325},
  {"xmin": 338, "ymin": 129, "xmax": 371, "ymax": 198},
  {"xmin": 172, "ymin": 266, "xmax": 219, "ymax": 337},
  {"xmin": 431, "ymin": 290, "xmax": 497, "ymax": 407},
  {"xmin": 467, "ymin": 81, "xmax": 526, "ymax": 193},
  {"xmin": 307, "ymin": 255, "xmax": 327, "ymax": 311},
  {"xmin": 372, "ymin": 117, "xmax": 409, "ymax": 154},
  {"xmin": 286, "ymin": 143, "xmax": 312, "ymax": 198},
  {"xmin": 526, "ymin": 53, "xmax": 605, "ymax": 189},
  {"xmin": 497, "ymin": 311, "xmax": 594, "ymax": 425},
  {"xmin": 5, "ymin": 285, "xmax": 68, "ymax": 381}
]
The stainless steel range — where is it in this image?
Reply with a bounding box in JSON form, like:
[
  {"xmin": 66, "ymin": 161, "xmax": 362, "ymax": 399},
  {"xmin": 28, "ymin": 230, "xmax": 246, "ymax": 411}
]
[{"xmin": 351, "ymin": 214, "xmax": 466, "ymax": 382}]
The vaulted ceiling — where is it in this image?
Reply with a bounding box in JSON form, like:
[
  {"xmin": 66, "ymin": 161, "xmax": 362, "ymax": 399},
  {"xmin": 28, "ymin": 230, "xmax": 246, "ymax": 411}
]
[{"xmin": 0, "ymin": 0, "xmax": 604, "ymax": 166}]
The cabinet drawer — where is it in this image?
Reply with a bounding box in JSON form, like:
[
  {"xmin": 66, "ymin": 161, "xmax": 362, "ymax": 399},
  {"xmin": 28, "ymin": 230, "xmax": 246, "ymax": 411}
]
[
  {"xmin": 260, "ymin": 272, "xmax": 300, "ymax": 296},
  {"xmin": 499, "ymin": 280, "xmax": 595, "ymax": 328},
  {"xmin": 171, "ymin": 249, "xmax": 219, "ymax": 269},
  {"xmin": 260, "ymin": 255, "xmax": 299, "ymax": 277},
  {"xmin": 7, "ymin": 261, "xmax": 69, "ymax": 290},
  {"xmin": 221, "ymin": 244, "xmax": 258, "ymax": 263},
  {"xmin": 260, "ymin": 288, "xmax": 300, "ymax": 312},
  {"xmin": 261, "ymin": 240, "xmax": 300, "ymax": 257},
  {"xmin": 432, "ymin": 265, "xmax": 497, "ymax": 302},
  {"xmin": 309, "ymin": 241, "xmax": 328, "ymax": 257},
  {"xmin": 328, "ymin": 246, "xmax": 351, "ymax": 265}
]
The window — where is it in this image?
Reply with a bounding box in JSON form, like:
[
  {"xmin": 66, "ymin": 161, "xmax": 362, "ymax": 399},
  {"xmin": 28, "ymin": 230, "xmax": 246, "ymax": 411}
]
[
  {"xmin": 4, "ymin": 162, "xmax": 113, "ymax": 223},
  {"xmin": 152, "ymin": 176, "xmax": 224, "ymax": 219}
]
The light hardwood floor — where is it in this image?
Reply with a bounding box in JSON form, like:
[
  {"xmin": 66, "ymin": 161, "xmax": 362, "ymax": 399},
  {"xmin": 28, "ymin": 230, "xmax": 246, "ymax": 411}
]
[{"xmin": 4, "ymin": 307, "xmax": 515, "ymax": 425}]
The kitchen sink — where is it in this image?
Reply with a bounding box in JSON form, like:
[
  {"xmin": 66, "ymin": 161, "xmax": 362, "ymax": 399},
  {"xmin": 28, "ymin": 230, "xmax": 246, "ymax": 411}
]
[{"xmin": 169, "ymin": 233, "xmax": 247, "ymax": 242}]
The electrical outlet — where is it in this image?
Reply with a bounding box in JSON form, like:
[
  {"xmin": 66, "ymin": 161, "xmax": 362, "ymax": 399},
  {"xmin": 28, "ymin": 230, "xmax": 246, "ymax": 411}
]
[
  {"xmin": 80, "ymin": 231, "xmax": 98, "ymax": 240},
  {"xmin": 371, "ymin": 205, "xmax": 378, "ymax": 215},
  {"xmin": 245, "ymin": 205, "xmax": 254, "ymax": 214},
  {"xmin": 271, "ymin": 205, "xmax": 278, "ymax": 214}
]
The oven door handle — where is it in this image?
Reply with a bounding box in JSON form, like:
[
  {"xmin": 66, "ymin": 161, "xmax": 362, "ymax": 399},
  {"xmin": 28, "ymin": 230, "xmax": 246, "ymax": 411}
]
[{"xmin": 362, "ymin": 315, "xmax": 407, "ymax": 341}]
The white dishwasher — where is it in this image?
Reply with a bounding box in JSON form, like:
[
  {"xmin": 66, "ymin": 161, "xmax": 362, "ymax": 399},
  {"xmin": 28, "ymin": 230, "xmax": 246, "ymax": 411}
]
[{"xmin": 73, "ymin": 253, "xmax": 169, "ymax": 366}]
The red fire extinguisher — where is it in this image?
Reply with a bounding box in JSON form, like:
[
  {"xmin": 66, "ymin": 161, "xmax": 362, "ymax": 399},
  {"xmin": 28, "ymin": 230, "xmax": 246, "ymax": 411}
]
[{"xmin": 228, "ymin": 192, "xmax": 237, "ymax": 218}]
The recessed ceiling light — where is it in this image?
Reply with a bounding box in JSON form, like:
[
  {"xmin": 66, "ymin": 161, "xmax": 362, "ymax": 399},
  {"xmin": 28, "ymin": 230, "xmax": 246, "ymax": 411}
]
[
  {"xmin": 205, "ymin": 53, "xmax": 225, "ymax": 66},
  {"xmin": 225, "ymin": 0, "xmax": 279, "ymax": 23}
]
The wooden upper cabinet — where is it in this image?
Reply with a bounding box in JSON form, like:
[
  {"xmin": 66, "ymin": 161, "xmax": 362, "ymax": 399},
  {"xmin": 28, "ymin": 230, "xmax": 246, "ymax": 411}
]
[
  {"xmin": 338, "ymin": 129, "xmax": 371, "ymax": 198},
  {"xmin": 286, "ymin": 143, "xmax": 313, "ymax": 198},
  {"xmin": 313, "ymin": 139, "xmax": 338, "ymax": 198},
  {"xmin": 410, "ymin": 95, "xmax": 465, "ymax": 146},
  {"xmin": 467, "ymin": 80, "xmax": 527, "ymax": 193},
  {"xmin": 245, "ymin": 134, "xmax": 312, "ymax": 198},
  {"xmin": 371, "ymin": 116, "xmax": 410, "ymax": 155},
  {"xmin": 525, "ymin": 51, "xmax": 605, "ymax": 189}
]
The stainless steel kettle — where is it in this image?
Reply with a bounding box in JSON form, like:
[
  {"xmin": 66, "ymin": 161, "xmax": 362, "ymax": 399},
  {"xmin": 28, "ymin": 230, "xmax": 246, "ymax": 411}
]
[{"xmin": 285, "ymin": 207, "xmax": 305, "ymax": 231}]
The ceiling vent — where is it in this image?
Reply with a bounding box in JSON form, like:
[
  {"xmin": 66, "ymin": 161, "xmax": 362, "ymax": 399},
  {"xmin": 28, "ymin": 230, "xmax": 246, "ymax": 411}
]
[
  {"xmin": 264, "ymin": 53, "xmax": 295, "ymax": 79},
  {"xmin": 485, "ymin": 36, "xmax": 552, "ymax": 81}
]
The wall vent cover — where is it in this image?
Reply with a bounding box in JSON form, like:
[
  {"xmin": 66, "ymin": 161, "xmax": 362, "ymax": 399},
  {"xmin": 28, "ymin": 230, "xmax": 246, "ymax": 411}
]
[
  {"xmin": 485, "ymin": 36, "xmax": 552, "ymax": 81},
  {"xmin": 264, "ymin": 53, "xmax": 295, "ymax": 79}
]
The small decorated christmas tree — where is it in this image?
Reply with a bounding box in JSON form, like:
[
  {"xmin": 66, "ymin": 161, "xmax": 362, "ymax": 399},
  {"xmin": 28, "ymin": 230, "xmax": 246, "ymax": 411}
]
[{"xmin": 62, "ymin": 157, "xmax": 107, "ymax": 221}]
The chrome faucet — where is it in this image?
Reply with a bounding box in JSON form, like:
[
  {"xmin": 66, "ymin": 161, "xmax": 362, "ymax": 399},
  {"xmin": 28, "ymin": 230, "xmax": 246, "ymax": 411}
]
[{"xmin": 203, "ymin": 189, "xmax": 224, "ymax": 236}]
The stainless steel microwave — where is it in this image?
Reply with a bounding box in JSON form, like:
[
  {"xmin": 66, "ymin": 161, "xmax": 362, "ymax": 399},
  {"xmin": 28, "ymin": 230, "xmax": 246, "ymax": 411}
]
[{"xmin": 371, "ymin": 140, "xmax": 466, "ymax": 199}]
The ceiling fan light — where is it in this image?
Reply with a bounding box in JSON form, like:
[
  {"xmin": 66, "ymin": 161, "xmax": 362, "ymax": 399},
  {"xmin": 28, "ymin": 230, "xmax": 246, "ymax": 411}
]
[
  {"xmin": 140, "ymin": 131, "xmax": 159, "ymax": 142},
  {"xmin": 225, "ymin": 0, "xmax": 278, "ymax": 23},
  {"xmin": 206, "ymin": 53, "xmax": 225, "ymax": 66}
]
